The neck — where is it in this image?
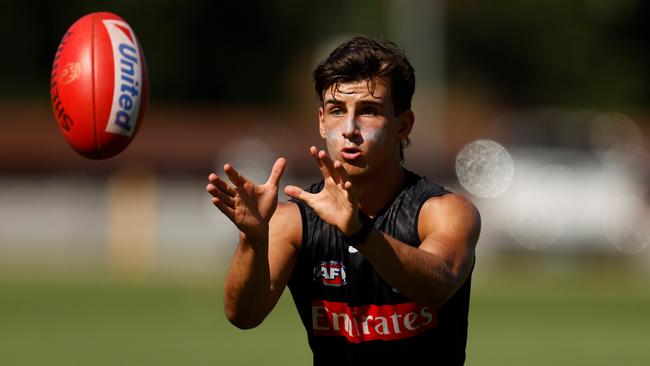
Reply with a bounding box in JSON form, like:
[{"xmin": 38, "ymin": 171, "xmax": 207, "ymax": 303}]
[{"xmin": 352, "ymin": 163, "xmax": 406, "ymax": 217}]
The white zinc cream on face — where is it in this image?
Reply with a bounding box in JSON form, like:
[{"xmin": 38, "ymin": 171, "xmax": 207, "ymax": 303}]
[
  {"xmin": 325, "ymin": 117, "xmax": 387, "ymax": 145},
  {"xmin": 359, "ymin": 123, "xmax": 387, "ymax": 144}
]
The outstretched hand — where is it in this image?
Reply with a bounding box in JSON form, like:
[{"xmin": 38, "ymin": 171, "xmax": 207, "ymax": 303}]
[
  {"xmin": 284, "ymin": 146, "xmax": 362, "ymax": 236},
  {"xmin": 207, "ymin": 157, "xmax": 286, "ymax": 241}
]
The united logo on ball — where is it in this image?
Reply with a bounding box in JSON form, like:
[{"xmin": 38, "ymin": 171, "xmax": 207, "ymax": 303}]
[{"xmin": 50, "ymin": 12, "xmax": 149, "ymax": 159}]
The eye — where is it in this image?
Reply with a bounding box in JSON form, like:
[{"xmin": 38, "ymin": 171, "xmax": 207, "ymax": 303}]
[
  {"xmin": 360, "ymin": 106, "xmax": 378, "ymax": 116},
  {"xmin": 330, "ymin": 108, "xmax": 345, "ymax": 116}
]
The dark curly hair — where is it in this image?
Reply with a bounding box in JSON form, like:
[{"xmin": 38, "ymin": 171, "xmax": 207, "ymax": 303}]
[{"xmin": 313, "ymin": 36, "xmax": 415, "ymax": 160}]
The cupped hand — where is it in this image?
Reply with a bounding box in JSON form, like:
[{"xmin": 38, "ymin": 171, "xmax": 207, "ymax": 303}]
[
  {"xmin": 284, "ymin": 147, "xmax": 362, "ymax": 236},
  {"xmin": 207, "ymin": 157, "xmax": 286, "ymax": 240}
]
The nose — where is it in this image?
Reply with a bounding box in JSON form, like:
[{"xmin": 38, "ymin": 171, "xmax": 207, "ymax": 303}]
[{"xmin": 341, "ymin": 116, "xmax": 359, "ymax": 139}]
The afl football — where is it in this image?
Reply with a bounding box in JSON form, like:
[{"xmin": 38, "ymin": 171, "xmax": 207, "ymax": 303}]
[{"xmin": 50, "ymin": 12, "xmax": 149, "ymax": 159}]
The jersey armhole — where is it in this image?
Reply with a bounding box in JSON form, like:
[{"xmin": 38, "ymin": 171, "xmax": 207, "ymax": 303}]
[
  {"xmin": 292, "ymin": 199, "xmax": 309, "ymax": 258},
  {"xmin": 413, "ymin": 198, "xmax": 428, "ymax": 244},
  {"xmin": 413, "ymin": 189, "xmax": 451, "ymax": 243},
  {"xmin": 287, "ymin": 199, "xmax": 309, "ymax": 290}
]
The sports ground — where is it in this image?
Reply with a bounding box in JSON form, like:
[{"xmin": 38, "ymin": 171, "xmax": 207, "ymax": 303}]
[{"xmin": 2, "ymin": 260, "xmax": 648, "ymax": 365}]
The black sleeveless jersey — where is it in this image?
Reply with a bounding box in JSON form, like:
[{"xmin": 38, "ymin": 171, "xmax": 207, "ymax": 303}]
[{"xmin": 288, "ymin": 170, "xmax": 473, "ymax": 366}]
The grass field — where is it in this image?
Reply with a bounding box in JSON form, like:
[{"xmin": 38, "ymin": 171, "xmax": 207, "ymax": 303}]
[{"xmin": 1, "ymin": 263, "xmax": 649, "ymax": 365}]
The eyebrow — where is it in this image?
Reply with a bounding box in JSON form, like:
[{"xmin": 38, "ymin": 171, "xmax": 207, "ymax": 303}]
[
  {"xmin": 324, "ymin": 99, "xmax": 343, "ymax": 106},
  {"xmin": 358, "ymin": 101, "xmax": 384, "ymax": 108},
  {"xmin": 323, "ymin": 99, "xmax": 384, "ymax": 107}
]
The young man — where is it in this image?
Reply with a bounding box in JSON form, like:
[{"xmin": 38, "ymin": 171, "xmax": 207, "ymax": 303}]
[{"xmin": 206, "ymin": 36, "xmax": 480, "ymax": 365}]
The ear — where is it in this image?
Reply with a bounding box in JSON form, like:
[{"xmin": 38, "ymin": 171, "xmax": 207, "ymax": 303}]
[
  {"xmin": 318, "ymin": 106, "xmax": 327, "ymax": 139},
  {"xmin": 397, "ymin": 110, "xmax": 414, "ymax": 141}
]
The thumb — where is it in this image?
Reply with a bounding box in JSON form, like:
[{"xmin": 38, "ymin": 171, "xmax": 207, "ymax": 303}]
[
  {"xmin": 284, "ymin": 185, "xmax": 312, "ymax": 204},
  {"xmin": 266, "ymin": 157, "xmax": 287, "ymax": 186}
]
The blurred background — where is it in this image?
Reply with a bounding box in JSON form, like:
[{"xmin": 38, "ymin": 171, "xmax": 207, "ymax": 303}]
[{"xmin": 1, "ymin": 0, "xmax": 649, "ymax": 365}]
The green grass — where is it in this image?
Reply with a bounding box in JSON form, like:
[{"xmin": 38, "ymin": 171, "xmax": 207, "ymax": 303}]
[
  {"xmin": 467, "ymin": 266, "xmax": 650, "ymax": 365},
  {"xmin": 0, "ymin": 275, "xmax": 310, "ymax": 366},
  {"xmin": 1, "ymin": 266, "xmax": 648, "ymax": 365}
]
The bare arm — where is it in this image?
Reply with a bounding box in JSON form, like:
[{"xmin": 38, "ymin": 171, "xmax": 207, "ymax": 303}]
[
  {"xmin": 206, "ymin": 158, "xmax": 301, "ymax": 329},
  {"xmin": 223, "ymin": 202, "xmax": 301, "ymax": 329},
  {"xmin": 355, "ymin": 194, "xmax": 480, "ymax": 306}
]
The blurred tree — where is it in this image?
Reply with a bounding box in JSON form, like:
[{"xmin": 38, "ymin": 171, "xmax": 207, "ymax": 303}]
[
  {"xmin": 0, "ymin": 0, "xmax": 387, "ymax": 105},
  {"xmin": 1, "ymin": 0, "xmax": 646, "ymax": 111},
  {"xmin": 446, "ymin": 0, "xmax": 648, "ymax": 110}
]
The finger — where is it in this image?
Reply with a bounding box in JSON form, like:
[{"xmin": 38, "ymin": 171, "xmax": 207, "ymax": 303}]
[
  {"xmin": 224, "ymin": 164, "xmax": 248, "ymax": 187},
  {"xmin": 343, "ymin": 180, "xmax": 359, "ymax": 206},
  {"xmin": 284, "ymin": 185, "xmax": 314, "ymax": 204},
  {"xmin": 332, "ymin": 160, "xmax": 358, "ymax": 205},
  {"xmin": 318, "ymin": 149, "xmax": 339, "ymax": 184},
  {"xmin": 309, "ymin": 146, "xmax": 331, "ymax": 180},
  {"xmin": 333, "ymin": 160, "xmax": 350, "ymax": 186},
  {"xmin": 311, "ymin": 147, "xmax": 339, "ymax": 183},
  {"xmin": 211, "ymin": 197, "xmax": 236, "ymax": 221},
  {"xmin": 266, "ymin": 157, "xmax": 287, "ymax": 186},
  {"xmin": 206, "ymin": 184, "xmax": 235, "ymax": 207},
  {"xmin": 208, "ymin": 173, "xmax": 236, "ymax": 197}
]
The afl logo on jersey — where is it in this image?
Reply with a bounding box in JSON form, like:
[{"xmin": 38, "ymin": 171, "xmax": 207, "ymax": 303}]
[{"xmin": 314, "ymin": 261, "xmax": 347, "ymax": 287}]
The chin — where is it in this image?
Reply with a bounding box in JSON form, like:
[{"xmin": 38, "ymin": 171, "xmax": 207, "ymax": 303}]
[{"xmin": 342, "ymin": 161, "xmax": 369, "ymax": 177}]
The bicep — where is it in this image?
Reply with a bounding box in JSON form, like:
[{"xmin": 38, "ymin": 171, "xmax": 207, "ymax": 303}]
[
  {"xmin": 417, "ymin": 194, "xmax": 480, "ymax": 287},
  {"xmin": 267, "ymin": 202, "xmax": 302, "ymax": 298}
]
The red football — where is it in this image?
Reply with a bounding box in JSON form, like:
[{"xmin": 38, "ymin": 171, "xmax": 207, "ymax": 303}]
[{"xmin": 50, "ymin": 12, "xmax": 149, "ymax": 159}]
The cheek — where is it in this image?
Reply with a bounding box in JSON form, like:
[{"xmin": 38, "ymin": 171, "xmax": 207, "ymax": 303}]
[
  {"xmin": 324, "ymin": 124, "xmax": 343, "ymax": 153},
  {"xmin": 325, "ymin": 124, "xmax": 344, "ymax": 142},
  {"xmin": 361, "ymin": 125, "xmax": 387, "ymax": 144}
]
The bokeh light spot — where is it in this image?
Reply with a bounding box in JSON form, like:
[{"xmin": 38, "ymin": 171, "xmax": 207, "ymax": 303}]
[
  {"xmin": 604, "ymin": 195, "xmax": 650, "ymax": 255},
  {"xmin": 455, "ymin": 139, "xmax": 514, "ymax": 198},
  {"xmin": 589, "ymin": 113, "xmax": 647, "ymax": 168}
]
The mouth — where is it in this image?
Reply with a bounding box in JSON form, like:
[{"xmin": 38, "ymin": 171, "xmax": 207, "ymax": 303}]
[{"xmin": 340, "ymin": 147, "xmax": 362, "ymax": 161}]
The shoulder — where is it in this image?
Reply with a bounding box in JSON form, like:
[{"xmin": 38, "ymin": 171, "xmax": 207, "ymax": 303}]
[
  {"xmin": 269, "ymin": 201, "xmax": 303, "ymax": 250},
  {"xmin": 421, "ymin": 193, "xmax": 479, "ymax": 217},
  {"xmin": 404, "ymin": 170, "xmax": 447, "ymax": 200},
  {"xmin": 417, "ymin": 193, "xmax": 481, "ymax": 246}
]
